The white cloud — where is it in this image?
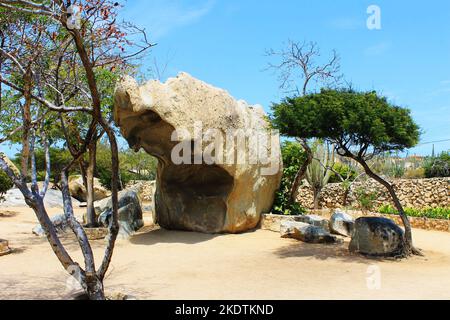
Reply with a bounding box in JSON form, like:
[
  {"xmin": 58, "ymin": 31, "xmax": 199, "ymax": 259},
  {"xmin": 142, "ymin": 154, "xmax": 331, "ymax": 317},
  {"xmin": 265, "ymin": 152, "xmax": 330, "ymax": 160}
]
[{"xmin": 123, "ymin": 0, "xmax": 215, "ymax": 39}]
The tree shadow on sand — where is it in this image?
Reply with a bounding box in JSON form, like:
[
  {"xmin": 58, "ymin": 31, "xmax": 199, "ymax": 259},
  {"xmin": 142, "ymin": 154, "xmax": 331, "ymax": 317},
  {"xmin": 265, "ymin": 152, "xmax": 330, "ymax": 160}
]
[
  {"xmin": 130, "ymin": 227, "xmax": 219, "ymax": 245},
  {"xmin": 274, "ymin": 241, "xmax": 401, "ymax": 264},
  {"xmin": 0, "ymin": 210, "xmax": 19, "ymax": 218}
]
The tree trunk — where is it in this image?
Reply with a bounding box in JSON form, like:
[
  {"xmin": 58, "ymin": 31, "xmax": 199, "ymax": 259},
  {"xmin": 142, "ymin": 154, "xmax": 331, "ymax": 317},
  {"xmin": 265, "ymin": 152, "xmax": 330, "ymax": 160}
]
[
  {"xmin": 85, "ymin": 141, "xmax": 97, "ymax": 227},
  {"xmin": 342, "ymin": 188, "xmax": 349, "ymax": 207},
  {"xmin": 355, "ymin": 157, "xmax": 422, "ymax": 256},
  {"xmin": 85, "ymin": 272, "xmax": 105, "ymax": 300},
  {"xmin": 313, "ymin": 187, "xmax": 322, "ymax": 210},
  {"xmin": 20, "ymin": 69, "xmax": 32, "ymax": 179},
  {"xmin": 289, "ymin": 139, "xmax": 313, "ymax": 204}
]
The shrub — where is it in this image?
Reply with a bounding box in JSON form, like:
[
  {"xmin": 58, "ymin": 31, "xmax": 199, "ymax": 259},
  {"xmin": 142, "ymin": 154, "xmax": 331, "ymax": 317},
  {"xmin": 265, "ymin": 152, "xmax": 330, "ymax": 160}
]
[
  {"xmin": 404, "ymin": 168, "xmax": 425, "ymax": 179},
  {"xmin": 354, "ymin": 187, "xmax": 378, "ymax": 211},
  {"xmin": 328, "ymin": 162, "xmax": 358, "ymax": 183},
  {"xmin": 424, "ymin": 152, "xmax": 450, "ymax": 178},
  {"xmin": 272, "ymin": 141, "xmax": 307, "ymax": 215},
  {"xmin": 0, "ymin": 170, "xmax": 13, "ymax": 202},
  {"xmin": 378, "ymin": 205, "xmax": 450, "ymax": 220},
  {"xmin": 97, "ymin": 165, "xmax": 133, "ymax": 191}
]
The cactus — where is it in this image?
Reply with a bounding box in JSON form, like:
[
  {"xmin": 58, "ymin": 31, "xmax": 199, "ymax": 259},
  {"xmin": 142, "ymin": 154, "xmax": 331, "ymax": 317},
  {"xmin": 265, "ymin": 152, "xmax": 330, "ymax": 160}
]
[{"xmin": 306, "ymin": 142, "xmax": 335, "ymax": 209}]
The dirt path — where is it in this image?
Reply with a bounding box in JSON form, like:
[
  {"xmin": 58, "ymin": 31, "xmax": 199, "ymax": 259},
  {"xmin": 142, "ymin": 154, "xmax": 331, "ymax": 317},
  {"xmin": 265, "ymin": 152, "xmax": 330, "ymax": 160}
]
[{"xmin": 1, "ymin": 206, "xmax": 450, "ymax": 300}]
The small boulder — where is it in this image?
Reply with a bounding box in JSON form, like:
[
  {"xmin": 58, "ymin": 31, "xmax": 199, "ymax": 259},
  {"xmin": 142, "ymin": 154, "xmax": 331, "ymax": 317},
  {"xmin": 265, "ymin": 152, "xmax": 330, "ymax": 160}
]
[
  {"xmin": 349, "ymin": 217, "xmax": 405, "ymax": 257},
  {"xmin": 0, "ymin": 239, "xmax": 11, "ymax": 256},
  {"xmin": 280, "ymin": 220, "xmax": 342, "ymax": 244},
  {"xmin": 330, "ymin": 211, "xmax": 355, "ymax": 237},
  {"xmin": 296, "ymin": 214, "xmax": 330, "ymax": 231},
  {"xmin": 68, "ymin": 175, "xmax": 110, "ymax": 202},
  {"xmin": 95, "ymin": 189, "xmax": 144, "ymax": 238},
  {"xmin": 32, "ymin": 214, "xmax": 70, "ymax": 236}
]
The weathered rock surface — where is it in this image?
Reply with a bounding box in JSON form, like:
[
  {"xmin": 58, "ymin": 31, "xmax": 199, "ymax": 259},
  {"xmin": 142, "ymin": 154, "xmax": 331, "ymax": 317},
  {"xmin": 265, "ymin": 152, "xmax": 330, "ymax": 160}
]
[
  {"xmin": 0, "ymin": 153, "xmax": 20, "ymax": 176},
  {"xmin": 296, "ymin": 177, "xmax": 450, "ymax": 210},
  {"xmin": 114, "ymin": 72, "xmax": 282, "ymax": 233},
  {"xmin": 68, "ymin": 175, "xmax": 110, "ymax": 202},
  {"xmin": 95, "ymin": 189, "xmax": 144, "ymax": 238},
  {"xmin": 349, "ymin": 217, "xmax": 405, "ymax": 257},
  {"xmin": 280, "ymin": 220, "xmax": 342, "ymax": 244},
  {"xmin": 296, "ymin": 214, "xmax": 330, "ymax": 231},
  {"xmin": 330, "ymin": 211, "xmax": 355, "ymax": 237},
  {"xmin": 32, "ymin": 214, "xmax": 71, "ymax": 236}
]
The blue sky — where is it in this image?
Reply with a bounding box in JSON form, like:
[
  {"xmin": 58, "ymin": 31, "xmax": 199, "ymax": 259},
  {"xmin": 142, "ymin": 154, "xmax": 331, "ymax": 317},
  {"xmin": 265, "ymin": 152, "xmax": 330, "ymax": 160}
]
[
  {"xmin": 1, "ymin": 0, "xmax": 449, "ymax": 157},
  {"xmin": 120, "ymin": 0, "xmax": 450, "ymax": 156}
]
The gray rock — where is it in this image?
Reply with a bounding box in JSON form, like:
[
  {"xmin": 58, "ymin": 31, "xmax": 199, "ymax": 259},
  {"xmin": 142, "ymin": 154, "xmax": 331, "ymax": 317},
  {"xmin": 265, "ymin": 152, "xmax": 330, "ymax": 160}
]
[
  {"xmin": 280, "ymin": 220, "xmax": 342, "ymax": 244},
  {"xmin": 330, "ymin": 211, "xmax": 355, "ymax": 237},
  {"xmin": 349, "ymin": 217, "xmax": 405, "ymax": 257},
  {"xmin": 0, "ymin": 188, "xmax": 81, "ymax": 208},
  {"xmin": 32, "ymin": 214, "xmax": 70, "ymax": 236},
  {"xmin": 95, "ymin": 189, "xmax": 144, "ymax": 239},
  {"xmin": 296, "ymin": 214, "xmax": 330, "ymax": 231}
]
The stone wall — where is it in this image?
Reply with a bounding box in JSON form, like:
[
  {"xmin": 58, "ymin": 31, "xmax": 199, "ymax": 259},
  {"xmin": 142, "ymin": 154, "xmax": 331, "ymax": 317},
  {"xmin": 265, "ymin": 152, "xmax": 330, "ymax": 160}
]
[
  {"xmin": 296, "ymin": 177, "xmax": 449, "ymax": 210},
  {"xmin": 126, "ymin": 180, "xmax": 156, "ymax": 202}
]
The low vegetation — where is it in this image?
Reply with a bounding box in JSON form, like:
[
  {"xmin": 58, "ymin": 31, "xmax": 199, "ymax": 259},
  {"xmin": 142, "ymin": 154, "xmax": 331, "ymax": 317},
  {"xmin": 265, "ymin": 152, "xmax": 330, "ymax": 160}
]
[
  {"xmin": 272, "ymin": 141, "xmax": 307, "ymax": 215},
  {"xmin": 378, "ymin": 205, "xmax": 450, "ymax": 220},
  {"xmin": 424, "ymin": 152, "xmax": 450, "ymax": 178},
  {"xmin": 0, "ymin": 169, "xmax": 13, "ymax": 201}
]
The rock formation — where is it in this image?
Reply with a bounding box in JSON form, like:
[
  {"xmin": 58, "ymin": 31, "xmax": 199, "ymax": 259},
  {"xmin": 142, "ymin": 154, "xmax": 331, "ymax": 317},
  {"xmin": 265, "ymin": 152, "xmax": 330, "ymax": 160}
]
[
  {"xmin": 68, "ymin": 175, "xmax": 110, "ymax": 202},
  {"xmin": 114, "ymin": 72, "xmax": 282, "ymax": 233},
  {"xmin": 349, "ymin": 217, "xmax": 405, "ymax": 257},
  {"xmin": 280, "ymin": 220, "xmax": 342, "ymax": 244},
  {"xmin": 94, "ymin": 189, "xmax": 144, "ymax": 238},
  {"xmin": 329, "ymin": 211, "xmax": 355, "ymax": 237}
]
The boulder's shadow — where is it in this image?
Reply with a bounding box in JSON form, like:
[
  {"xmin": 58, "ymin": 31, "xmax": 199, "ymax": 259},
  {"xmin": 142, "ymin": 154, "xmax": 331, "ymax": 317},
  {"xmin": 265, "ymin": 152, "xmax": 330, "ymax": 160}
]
[
  {"xmin": 130, "ymin": 227, "xmax": 219, "ymax": 245},
  {"xmin": 274, "ymin": 241, "xmax": 398, "ymax": 264}
]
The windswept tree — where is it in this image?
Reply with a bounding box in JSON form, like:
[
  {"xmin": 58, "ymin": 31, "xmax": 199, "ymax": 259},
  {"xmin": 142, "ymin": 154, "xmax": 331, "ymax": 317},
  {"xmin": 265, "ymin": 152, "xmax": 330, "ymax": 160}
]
[
  {"xmin": 271, "ymin": 89, "xmax": 422, "ymax": 257},
  {"xmin": 0, "ymin": 0, "xmax": 152, "ymax": 299},
  {"xmin": 266, "ymin": 40, "xmax": 342, "ymax": 204}
]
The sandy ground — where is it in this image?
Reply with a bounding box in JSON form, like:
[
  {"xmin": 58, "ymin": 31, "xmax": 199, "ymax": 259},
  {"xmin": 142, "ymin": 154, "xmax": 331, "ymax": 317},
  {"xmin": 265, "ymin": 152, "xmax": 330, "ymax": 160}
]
[{"xmin": 1, "ymin": 206, "xmax": 450, "ymax": 300}]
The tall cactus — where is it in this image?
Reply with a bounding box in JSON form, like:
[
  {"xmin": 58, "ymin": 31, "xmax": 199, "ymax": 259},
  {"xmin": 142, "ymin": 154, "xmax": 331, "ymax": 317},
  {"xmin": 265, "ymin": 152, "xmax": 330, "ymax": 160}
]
[{"xmin": 306, "ymin": 142, "xmax": 335, "ymax": 209}]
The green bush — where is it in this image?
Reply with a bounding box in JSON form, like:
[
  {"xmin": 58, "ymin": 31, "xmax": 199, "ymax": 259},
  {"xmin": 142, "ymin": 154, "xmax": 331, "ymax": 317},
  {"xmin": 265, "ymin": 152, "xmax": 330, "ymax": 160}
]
[
  {"xmin": 13, "ymin": 147, "xmax": 76, "ymax": 184},
  {"xmin": 378, "ymin": 205, "xmax": 450, "ymax": 220},
  {"xmin": 328, "ymin": 162, "xmax": 358, "ymax": 183},
  {"xmin": 272, "ymin": 141, "xmax": 307, "ymax": 215},
  {"xmin": 424, "ymin": 152, "xmax": 450, "ymax": 178},
  {"xmin": 355, "ymin": 187, "xmax": 378, "ymax": 211},
  {"xmin": 0, "ymin": 170, "xmax": 13, "ymax": 201},
  {"xmin": 404, "ymin": 168, "xmax": 425, "ymax": 179},
  {"xmin": 97, "ymin": 166, "xmax": 133, "ymax": 191}
]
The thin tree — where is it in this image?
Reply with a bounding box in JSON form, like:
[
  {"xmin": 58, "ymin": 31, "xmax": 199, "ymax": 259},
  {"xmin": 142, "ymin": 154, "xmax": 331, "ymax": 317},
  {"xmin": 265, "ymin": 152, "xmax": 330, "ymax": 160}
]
[
  {"xmin": 266, "ymin": 40, "xmax": 342, "ymax": 203},
  {"xmin": 0, "ymin": 0, "xmax": 152, "ymax": 299},
  {"xmin": 272, "ymin": 89, "xmax": 423, "ymax": 257}
]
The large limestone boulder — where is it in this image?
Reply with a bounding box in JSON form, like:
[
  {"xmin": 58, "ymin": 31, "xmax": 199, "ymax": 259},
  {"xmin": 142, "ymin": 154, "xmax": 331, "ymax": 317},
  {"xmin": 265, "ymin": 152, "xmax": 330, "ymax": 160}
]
[
  {"xmin": 114, "ymin": 72, "xmax": 282, "ymax": 233},
  {"xmin": 349, "ymin": 217, "xmax": 405, "ymax": 257},
  {"xmin": 68, "ymin": 175, "xmax": 110, "ymax": 202}
]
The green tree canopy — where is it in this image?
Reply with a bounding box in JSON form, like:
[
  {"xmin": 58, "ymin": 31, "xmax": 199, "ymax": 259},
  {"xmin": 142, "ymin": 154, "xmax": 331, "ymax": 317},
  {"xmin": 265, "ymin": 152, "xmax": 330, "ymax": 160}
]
[{"xmin": 271, "ymin": 89, "xmax": 420, "ymax": 158}]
